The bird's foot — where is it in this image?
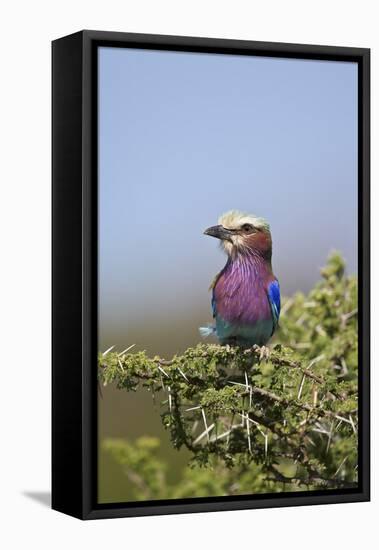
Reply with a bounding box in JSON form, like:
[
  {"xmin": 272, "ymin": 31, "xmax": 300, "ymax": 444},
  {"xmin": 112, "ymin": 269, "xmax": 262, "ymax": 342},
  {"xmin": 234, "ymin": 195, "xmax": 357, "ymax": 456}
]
[
  {"xmin": 253, "ymin": 344, "xmax": 271, "ymax": 362},
  {"xmin": 223, "ymin": 337, "xmax": 239, "ymax": 348}
]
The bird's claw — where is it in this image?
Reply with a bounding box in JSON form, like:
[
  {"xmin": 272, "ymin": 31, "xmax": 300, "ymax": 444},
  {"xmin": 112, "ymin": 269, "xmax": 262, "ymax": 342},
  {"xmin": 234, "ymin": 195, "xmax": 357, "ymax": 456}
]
[{"xmin": 253, "ymin": 344, "xmax": 271, "ymax": 362}]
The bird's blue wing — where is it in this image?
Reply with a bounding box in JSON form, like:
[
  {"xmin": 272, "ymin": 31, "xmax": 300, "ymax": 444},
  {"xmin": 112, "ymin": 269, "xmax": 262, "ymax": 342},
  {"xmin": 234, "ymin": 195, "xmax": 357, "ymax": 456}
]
[
  {"xmin": 267, "ymin": 279, "xmax": 281, "ymax": 332},
  {"xmin": 211, "ymin": 287, "xmax": 217, "ymax": 318}
]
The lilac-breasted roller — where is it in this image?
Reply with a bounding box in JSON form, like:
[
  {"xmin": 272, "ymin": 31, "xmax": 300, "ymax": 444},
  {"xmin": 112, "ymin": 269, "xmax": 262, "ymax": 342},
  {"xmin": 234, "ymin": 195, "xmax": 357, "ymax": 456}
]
[{"xmin": 200, "ymin": 210, "xmax": 280, "ymax": 348}]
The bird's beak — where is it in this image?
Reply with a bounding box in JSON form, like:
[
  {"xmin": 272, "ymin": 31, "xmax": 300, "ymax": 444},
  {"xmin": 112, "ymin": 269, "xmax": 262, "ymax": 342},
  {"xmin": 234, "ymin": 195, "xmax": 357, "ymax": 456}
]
[{"xmin": 203, "ymin": 225, "xmax": 233, "ymax": 242}]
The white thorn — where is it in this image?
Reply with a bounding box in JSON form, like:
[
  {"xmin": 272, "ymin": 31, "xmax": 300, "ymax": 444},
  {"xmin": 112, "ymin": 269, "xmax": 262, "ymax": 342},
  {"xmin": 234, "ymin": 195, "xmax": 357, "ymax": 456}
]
[
  {"xmin": 334, "ymin": 456, "xmax": 348, "ymax": 478},
  {"xmin": 118, "ymin": 344, "xmax": 136, "ymax": 356},
  {"xmin": 246, "ymin": 415, "xmax": 252, "ymax": 454},
  {"xmin": 168, "ymin": 386, "xmax": 172, "ymax": 412},
  {"xmin": 201, "ymin": 408, "xmax": 211, "ymax": 442},
  {"xmin": 178, "ymin": 367, "xmax": 189, "ymax": 382},
  {"xmin": 349, "ymin": 415, "xmax": 357, "ymax": 434},
  {"xmin": 334, "ymin": 415, "xmax": 351, "ymax": 425},
  {"xmin": 297, "ymin": 375, "xmax": 306, "ymax": 400},
  {"xmin": 157, "ymin": 365, "xmax": 169, "ymax": 378},
  {"xmin": 185, "ymin": 405, "xmax": 202, "ymax": 412},
  {"xmin": 210, "ymin": 427, "xmax": 237, "ymax": 443},
  {"xmin": 326, "ymin": 421, "xmax": 334, "ymax": 454},
  {"xmin": 102, "ymin": 345, "xmax": 115, "ymax": 356},
  {"xmin": 193, "ymin": 423, "xmax": 215, "ymax": 445},
  {"xmin": 307, "ymin": 354, "xmax": 325, "ymax": 369}
]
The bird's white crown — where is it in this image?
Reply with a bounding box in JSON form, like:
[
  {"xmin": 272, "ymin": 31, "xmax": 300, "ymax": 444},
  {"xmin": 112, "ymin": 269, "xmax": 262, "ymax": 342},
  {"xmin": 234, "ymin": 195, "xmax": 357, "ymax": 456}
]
[{"xmin": 218, "ymin": 210, "xmax": 270, "ymax": 231}]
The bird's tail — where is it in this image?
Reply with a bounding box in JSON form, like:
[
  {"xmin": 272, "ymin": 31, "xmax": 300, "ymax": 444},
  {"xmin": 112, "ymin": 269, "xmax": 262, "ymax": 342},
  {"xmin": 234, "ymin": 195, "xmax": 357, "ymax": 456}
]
[{"xmin": 199, "ymin": 324, "xmax": 217, "ymax": 338}]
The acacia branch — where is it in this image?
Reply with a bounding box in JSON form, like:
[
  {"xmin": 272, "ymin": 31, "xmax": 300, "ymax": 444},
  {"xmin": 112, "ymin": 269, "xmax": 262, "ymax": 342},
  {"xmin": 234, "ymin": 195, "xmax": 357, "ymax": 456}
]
[
  {"xmin": 100, "ymin": 253, "xmax": 359, "ymax": 496},
  {"xmin": 99, "ymin": 341, "xmax": 357, "ymax": 489}
]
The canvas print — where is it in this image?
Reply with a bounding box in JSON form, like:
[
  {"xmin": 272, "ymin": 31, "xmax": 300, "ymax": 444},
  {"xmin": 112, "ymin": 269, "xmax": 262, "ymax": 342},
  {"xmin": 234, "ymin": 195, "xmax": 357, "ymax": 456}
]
[{"xmin": 97, "ymin": 47, "xmax": 358, "ymax": 504}]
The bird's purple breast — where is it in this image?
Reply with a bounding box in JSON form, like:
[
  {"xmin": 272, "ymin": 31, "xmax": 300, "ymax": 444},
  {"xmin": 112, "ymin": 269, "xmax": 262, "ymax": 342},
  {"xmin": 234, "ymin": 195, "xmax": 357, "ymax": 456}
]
[{"xmin": 213, "ymin": 257, "xmax": 274, "ymax": 325}]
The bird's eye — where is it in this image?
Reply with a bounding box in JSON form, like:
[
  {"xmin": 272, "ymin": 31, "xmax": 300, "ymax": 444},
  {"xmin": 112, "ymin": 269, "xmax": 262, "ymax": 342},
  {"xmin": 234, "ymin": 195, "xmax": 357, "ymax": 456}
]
[{"xmin": 241, "ymin": 223, "xmax": 254, "ymax": 233}]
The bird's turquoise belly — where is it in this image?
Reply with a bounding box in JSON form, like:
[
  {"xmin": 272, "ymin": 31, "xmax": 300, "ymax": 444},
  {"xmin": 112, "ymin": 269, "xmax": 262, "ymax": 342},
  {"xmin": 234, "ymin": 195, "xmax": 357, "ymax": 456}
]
[{"xmin": 215, "ymin": 315, "xmax": 273, "ymax": 346}]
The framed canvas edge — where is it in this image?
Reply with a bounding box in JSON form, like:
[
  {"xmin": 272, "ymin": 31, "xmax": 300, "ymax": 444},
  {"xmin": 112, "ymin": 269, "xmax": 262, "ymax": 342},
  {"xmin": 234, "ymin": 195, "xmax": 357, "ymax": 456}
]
[
  {"xmin": 52, "ymin": 31, "xmax": 85, "ymax": 519},
  {"xmin": 52, "ymin": 30, "xmax": 370, "ymax": 520}
]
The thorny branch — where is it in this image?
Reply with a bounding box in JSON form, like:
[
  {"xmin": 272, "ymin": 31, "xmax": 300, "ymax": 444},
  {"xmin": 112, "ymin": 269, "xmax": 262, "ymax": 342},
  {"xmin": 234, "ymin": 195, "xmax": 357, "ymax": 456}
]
[{"xmin": 99, "ymin": 253, "xmax": 358, "ymax": 493}]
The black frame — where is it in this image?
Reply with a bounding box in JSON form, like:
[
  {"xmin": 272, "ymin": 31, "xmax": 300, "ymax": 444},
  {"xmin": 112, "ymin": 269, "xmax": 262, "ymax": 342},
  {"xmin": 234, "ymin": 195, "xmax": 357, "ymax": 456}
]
[{"xmin": 52, "ymin": 30, "xmax": 370, "ymax": 520}]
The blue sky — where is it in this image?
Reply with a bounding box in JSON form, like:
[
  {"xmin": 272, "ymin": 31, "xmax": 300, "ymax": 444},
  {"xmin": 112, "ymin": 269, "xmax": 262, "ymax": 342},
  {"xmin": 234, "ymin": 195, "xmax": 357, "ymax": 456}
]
[{"xmin": 98, "ymin": 47, "xmax": 358, "ymax": 354}]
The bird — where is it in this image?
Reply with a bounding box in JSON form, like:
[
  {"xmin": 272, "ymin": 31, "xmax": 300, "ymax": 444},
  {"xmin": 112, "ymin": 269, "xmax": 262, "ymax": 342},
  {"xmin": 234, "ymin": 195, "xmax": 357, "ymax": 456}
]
[{"xmin": 200, "ymin": 210, "xmax": 280, "ymax": 351}]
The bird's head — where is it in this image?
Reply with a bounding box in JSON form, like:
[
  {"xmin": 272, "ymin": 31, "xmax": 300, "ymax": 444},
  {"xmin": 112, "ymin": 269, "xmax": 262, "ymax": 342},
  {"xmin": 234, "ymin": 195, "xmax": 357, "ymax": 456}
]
[{"xmin": 204, "ymin": 210, "xmax": 272, "ymax": 260}]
